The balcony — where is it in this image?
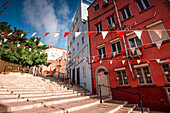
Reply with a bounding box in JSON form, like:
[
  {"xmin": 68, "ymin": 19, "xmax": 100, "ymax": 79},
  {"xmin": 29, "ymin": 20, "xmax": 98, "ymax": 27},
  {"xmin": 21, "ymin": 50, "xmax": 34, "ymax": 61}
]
[{"xmin": 108, "ymin": 23, "xmax": 116, "ymax": 31}]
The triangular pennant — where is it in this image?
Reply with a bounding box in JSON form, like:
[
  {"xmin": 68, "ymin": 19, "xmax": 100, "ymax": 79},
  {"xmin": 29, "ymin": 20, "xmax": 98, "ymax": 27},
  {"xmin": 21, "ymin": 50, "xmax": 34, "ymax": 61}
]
[
  {"xmin": 0, "ymin": 42, "xmax": 2, "ymax": 45},
  {"xmin": 107, "ymin": 53, "xmax": 109, "ymax": 58},
  {"xmin": 134, "ymin": 30, "xmax": 142, "ymax": 39},
  {"xmin": 44, "ymin": 32, "xmax": 50, "ymax": 37},
  {"xmin": 54, "ymin": 32, "xmax": 60, "ymax": 37},
  {"xmin": 122, "ymin": 60, "xmax": 126, "ymax": 64},
  {"xmin": 7, "ymin": 32, "xmax": 12, "ymax": 36},
  {"xmin": 31, "ymin": 32, "xmax": 37, "ymax": 37},
  {"xmin": 34, "ymin": 50, "xmax": 37, "ymax": 54},
  {"xmin": 1, "ymin": 0, "xmax": 10, "ymax": 8},
  {"xmin": 96, "ymin": 60, "xmax": 98, "ymax": 63},
  {"xmin": 87, "ymin": 32, "xmax": 93, "ymax": 36},
  {"xmin": 23, "ymin": 46, "xmax": 26, "ymax": 49},
  {"xmin": 130, "ymin": 47, "xmax": 136, "ymax": 54},
  {"xmin": 64, "ymin": 32, "xmax": 70, "ymax": 38},
  {"xmin": 97, "ymin": 55, "xmax": 99, "ymax": 60},
  {"xmin": 29, "ymin": 48, "xmax": 32, "ymax": 51},
  {"xmin": 137, "ymin": 60, "xmax": 141, "ymax": 64},
  {"xmin": 4, "ymin": 38, "xmax": 7, "ymax": 42},
  {"xmin": 117, "ymin": 31, "xmax": 125, "ymax": 40},
  {"xmin": 116, "ymin": 60, "xmax": 119, "ymax": 64},
  {"xmin": 10, "ymin": 41, "xmax": 14, "ymax": 45},
  {"xmin": 154, "ymin": 30, "xmax": 162, "ymax": 38},
  {"xmin": 110, "ymin": 60, "xmax": 113, "ymax": 64},
  {"xmin": 86, "ymin": 59, "xmax": 88, "ymax": 62},
  {"xmin": 146, "ymin": 60, "xmax": 150, "ymax": 64},
  {"xmin": 113, "ymin": 52, "xmax": 116, "ymax": 57},
  {"xmin": 121, "ymin": 50, "xmax": 125, "ymax": 56},
  {"xmin": 13, "ymin": 32, "xmax": 17, "ymax": 37},
  {"xmin": 40, "ymin": 52, "xmax": 42, "ymax": 55},
  {"xmin": 4, "ymin": 33, "xmax": 8, "ymax": 37},
  {"xmin": 156, "ymin": 59, "xmax": 160, "ymax": 63},
  {"xmin": 93, "ymin": 56, "xmax": 95, "ymax": 59},
  {"xmin": 101, "ymin": 31, "xmax": 108, "ymax": 39},
  {"xmin": 100, "ymin": 60, "xmax": 102, "ymax": 63},
  {"xmin": 92, "ymin": 60, "xmax": 94, "ymax": 63},
  {"xmin": 104, "ymin": 60, "xmax": 107, "ymax": 63},
  {"xmin": 141, "ymin": 45, "xmax": 146, "ymax": 52},
  {"xmin": 155, "ymin": 41, "xmax": 162, "ymax": 50},
  {"xmin": 167, "ymin": 58, "xmax": 170, "ymax": 62},
  {"xmin": 130, "ymin": 60, "xmax": 133, "ymax": 64},
  {"xmin": 75, "ymin": 32, "xmax": 81, "ymax": 37},
  {"xmin": 21, "ymin": 33, "xmax": 25, "ymax": 38}
]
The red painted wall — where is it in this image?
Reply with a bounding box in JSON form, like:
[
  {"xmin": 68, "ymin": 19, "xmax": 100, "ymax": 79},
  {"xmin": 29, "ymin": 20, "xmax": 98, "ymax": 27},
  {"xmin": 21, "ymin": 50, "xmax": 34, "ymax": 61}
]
[{"xmin": 88, "ymin": 0, "xmax": 170, "ymax": 112}]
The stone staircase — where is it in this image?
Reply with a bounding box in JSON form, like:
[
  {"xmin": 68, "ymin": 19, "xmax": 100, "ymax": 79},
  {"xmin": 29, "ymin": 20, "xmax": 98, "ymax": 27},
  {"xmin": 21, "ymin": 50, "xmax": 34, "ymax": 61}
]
[{"xmin": 0, "ymin": 74, "xmax": 149, "ymax": 113}]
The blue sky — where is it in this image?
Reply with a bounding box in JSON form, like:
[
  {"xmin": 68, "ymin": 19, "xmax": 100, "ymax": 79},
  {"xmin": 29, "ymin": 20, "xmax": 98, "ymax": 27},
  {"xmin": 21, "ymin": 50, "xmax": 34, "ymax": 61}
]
[{"xmin": 0, "ymin": 0, "xmax": 93, "ymax": 49}]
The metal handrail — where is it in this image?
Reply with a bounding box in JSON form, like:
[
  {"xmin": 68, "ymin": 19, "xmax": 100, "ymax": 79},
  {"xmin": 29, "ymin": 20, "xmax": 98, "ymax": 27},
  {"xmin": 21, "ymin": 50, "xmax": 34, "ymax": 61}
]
[{"xmin": 98, "ymin": 84, "xmax": 144, "ymax": 113}]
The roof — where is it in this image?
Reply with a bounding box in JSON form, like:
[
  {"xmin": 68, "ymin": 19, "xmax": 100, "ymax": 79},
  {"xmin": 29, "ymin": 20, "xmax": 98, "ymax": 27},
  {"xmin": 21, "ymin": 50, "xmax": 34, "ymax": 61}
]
[{"xmin": 48, "ymin": 45, "xmax": 67, "ymax": 51}]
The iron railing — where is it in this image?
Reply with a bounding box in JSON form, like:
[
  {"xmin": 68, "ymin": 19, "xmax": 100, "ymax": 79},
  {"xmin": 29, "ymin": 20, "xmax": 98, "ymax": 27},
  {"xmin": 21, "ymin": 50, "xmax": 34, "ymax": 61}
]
[{"xmin": 98, "ymin": 84, "xmax": 144, "ymax": 113}]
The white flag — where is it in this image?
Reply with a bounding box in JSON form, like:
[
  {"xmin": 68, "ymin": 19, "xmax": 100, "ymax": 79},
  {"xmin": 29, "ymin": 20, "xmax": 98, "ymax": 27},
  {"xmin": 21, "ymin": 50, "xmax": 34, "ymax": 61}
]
[
  {"xmin": 113, "ymin": 52, "xmax": 116, "ymax": 57},
  {"xmin": 155, "ymin": 41, "xmax": 162, "ymax": 50},
  {"xmin": 75, "ymin": 32, "xmax": 81, "ymax": 38},
  {"xmin": 54, "ymin": 32, "xmax": 60, "ymax": 37},
  {"xmin": 29, "ymin": 48, "xmax": 32, "ymax": 51},
  {"xmin": 156, "ymin": 59, "xmax": 160, "ymax": 63},
  {"xmin": 100, "ymin": 60, "xmax": 102, "ymax": 63},
  {"xmin": 40, "ymin": 52, "xmax": 42, "ymax": 54},
  {"xmin": 31, "ymin": 32, "xmax": 37, "ymax": 37},
  {"xmin": 137, "ymin": 60, "xmax": 141, "ymax": 64},
  {"xmin": 0, "ymin": 42, "xmax": 2, "ymax": 45},
  {"xmin": 110, "ymin": 60, "xmax": 113, "ymax": 64},
  {"xmin": 92, "ymin": 60, "xmax": 94, "ymax": 63},
  {"xmin": 134, "ymin": 30, "xmax": 142, "ymax": 39},
  {"xmin": 17, "ymin": 44, "xmax": 20, "ymax": 47},
  {"xmin": 8, "ymin": 33, "xmax": 12, "ymax": 36},
  {"xmin": 21, "ymin": 33, "xmax": 25, "ymax": 38},
  {"xmin": 130, "ymin": 47, "xmax": 136, "ymax": 54},
  {"xmin": 122, "ymin": 60, "xmax": 126, "ymax": 64},
  {"xmin": 4, "ymin": 39, "xmax": 7, "ymax": 42},
  {"xmin": 93, "ymin": 56, "xmax": 95, "ymax": 59},
  {"xmin": 101, "ymin": 31, "xmax": 108, "ymax": 39}
]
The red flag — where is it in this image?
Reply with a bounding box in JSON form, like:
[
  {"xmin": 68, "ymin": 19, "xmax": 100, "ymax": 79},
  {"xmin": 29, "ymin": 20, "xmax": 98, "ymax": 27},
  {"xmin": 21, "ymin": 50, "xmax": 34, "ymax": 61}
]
[
  {"xmin": 86, "ymin": 59, "xmax": 88, "ymax": 62},
  {"xmin": 64, "ymin": 32, "xmax": 70, "ymax": 38},
  {"xmin": 116, "ymin": 60, "xmax": 119, "ymax": 64},
  {"xmin": 72, "ymin": 58, "xmax": 73, "ymax": 61},
  {"xmin": 167, "ymin": 58, "xmax": 170, "ymax": 62},
  {"xmin": 121, "ymin": 50, "xmax": 125, "ymax": 56},
  {"xmin": 81, "ymin": 59, "xmax": 83, "ymax": 62},
  {"xmin": 0, "ymin": 7, "xmax": 7, "ymax": 16},
  {"xmin": 105, "ymin": 60, "xmax": 107, "ymax": 63},
  {"xmin": 13, "ymin": 32, "xmax": 17, "ymax": 37},
  {"xmin": 97, "ymin": 55, "xmax": 99, "ymax": 60},
  {"xmin": 50, "ymin": 67, "xmax": 51, "ymax": 73},
  {"xmin": 4, "ymin": 33, "xmax": 8, "ymax": 37},
  {"xmin": 96, "ymin": 60, "xmax": 97, "ymax": 63},
  {"xmin": 10, "ymin": 41, "xmax": 14, "ymax": 45},
  {"xmin": 154, "ymin": 30, "xmax": 162, "ymax": 38},
  {"xmin": 117, "ymin": 31, "xmax": 125, "ymax": 40},
  {"xmin": 87, "ymin": 32, "xmax": 93, "ymax": 36},
  {"xmin": 141, "ymin": 45, "xmax": 146, "ymax": 52},
  {"xmin": 44, "ymin": 32, "xmax": 50, "ymax": 37},
  {"xmin": 146, "ymin": 60, "xmax": 150, "ymax": 64},
  {"xmin": 34, "ymin": 50, "xmax": 37, "ymax": 54},
  {"xmin": 1, "ymin": 1, "xmax": 10, "ymax": 8},
  {"xmin": 107, "ymin": 53, "xmax": 109, "ymax": 58},
  {"xmin": 23, "ymin": 46, "xmax": 26, "ymax": 49},
  {"xmin": 130, "ymin": 60, "xmax": 133, "ymax": 64}
]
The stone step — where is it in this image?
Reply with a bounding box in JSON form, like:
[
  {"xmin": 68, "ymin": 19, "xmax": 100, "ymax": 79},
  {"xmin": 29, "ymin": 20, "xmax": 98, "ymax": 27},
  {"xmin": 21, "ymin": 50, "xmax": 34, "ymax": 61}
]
[
  {"xmin": 132, "ymin": 107, "xmax": 150, "ymax": 113},
  {"xmin": 0, "ymin": 93, "xmax": 81, "ymax": 103},
  {"xmin": 0, "ymin": 96, "xmax": 90, "ymax": 112},
  {"xmin": 12, "ymin": 98, "xmax": 100, "ymax": 113},
  {"xmin": 115, "ymin": 104, "xmax": 137, "ymax": 113},
  {"xmin": 0, "ymin": 87, "xmax": 66, "ymax": 91}
]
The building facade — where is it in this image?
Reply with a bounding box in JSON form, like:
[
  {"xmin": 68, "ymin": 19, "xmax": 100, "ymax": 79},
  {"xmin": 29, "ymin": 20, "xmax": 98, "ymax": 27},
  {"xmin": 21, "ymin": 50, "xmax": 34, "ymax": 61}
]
[
  {"xmin": 88, "ymin": 0, "xmax": 170, "ymax": 112},
  {"xmin": 66, "ymin": 0, "xmax": 92, "ymax": 92}
]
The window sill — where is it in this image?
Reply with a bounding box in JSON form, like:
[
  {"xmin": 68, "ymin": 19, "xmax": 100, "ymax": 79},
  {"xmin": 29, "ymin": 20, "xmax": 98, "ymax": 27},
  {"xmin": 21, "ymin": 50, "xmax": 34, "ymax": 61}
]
[
  {"xmin": 137, "ymin": 84, "xmax": 156, "ymax": 88},
  {"xmin": 164, "ymin": 83, "xmax": 170, "ymax": 86},
  {"xmin": 116, "ymin": 85, "xmax": 131, "ymax": 88},
  {"xmin": 139, "ymin": 6, "xmax": 154, "ymax": 14},
  {"xmin": 122, "ymin": 15, "xmax": 134, "ymax": 23},
  {"xmin": 111, "ymin": 53, "xmax": 121, "ymax": 58}
]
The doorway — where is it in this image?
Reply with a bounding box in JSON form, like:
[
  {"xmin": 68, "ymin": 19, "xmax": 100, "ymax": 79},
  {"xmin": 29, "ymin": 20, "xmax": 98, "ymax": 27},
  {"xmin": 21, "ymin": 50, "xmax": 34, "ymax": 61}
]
[{"xmin": 77, "ymin": 68, "xmax": 80, "ymax": 85}]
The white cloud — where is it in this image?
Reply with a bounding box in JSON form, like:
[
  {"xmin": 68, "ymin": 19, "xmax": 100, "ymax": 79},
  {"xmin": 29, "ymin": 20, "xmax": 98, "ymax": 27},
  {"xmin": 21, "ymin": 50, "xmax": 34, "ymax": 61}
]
[{"xmin": 22, "ymin": 0, "xmax": 72, "ymax": 47}]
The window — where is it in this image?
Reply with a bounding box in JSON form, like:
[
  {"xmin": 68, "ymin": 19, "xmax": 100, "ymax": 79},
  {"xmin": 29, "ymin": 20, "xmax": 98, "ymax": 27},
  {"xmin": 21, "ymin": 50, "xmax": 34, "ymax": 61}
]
[
  {"xmin": 82, "ymin": 49, "xmax": 85, "ymax": 58},
  {"xmin": 162, "ymin": 63, "xmax": 170, "ymax": 83},
  {"xmin": 121, "ymin": 7, "xmax": 132, "ymax": 20},
  {"xmin": 110, "ymin": 38, "xmax": 122, "ymax": 54},
  {"xmin": 135, "ymin": 66, "xmax": 153, "ymax": 84},
  {"xmin": 94, "ymin": 3, "xmax": 99, "ymax": 11},
  {"xmin": 77, "ymin": 43, "xmax": 79, "ymax": 50},
  {"xmin": 98, "ymin": 47, "xmax": 106, "ymax": 59},
  {"xmin": 96, "ymin": 22, "xmax": 103, "ymax": 34},
  {"xmin": 128, "ymin": 37, "xmax": 142, "ymax": 48},
  {"xmin": 146, "ymin": 20, "xmax": 169, "ymax": 43},
  {"xmin": 137, "ymin": 0, "xmax": 151, "ymax": 11},
  {"xmin": 107, "ymin": 15, "xmax": 116, "ymax": 25},
  {"xmin": 82, "ymin": 36, "xmax": 84, "ymax": 44},
  {"xmin": 83, "ymin": 66, "xmax": 86, "ymax": 78},
  {"xmin": 116, "ymin": 70, "xmax": 128, "ymax": 86}
]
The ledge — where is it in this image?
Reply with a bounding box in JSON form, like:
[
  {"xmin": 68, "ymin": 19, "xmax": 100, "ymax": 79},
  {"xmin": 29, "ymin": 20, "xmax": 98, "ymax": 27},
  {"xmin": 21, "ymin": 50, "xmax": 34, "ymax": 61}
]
[
  {"xmin": 139, "ymin": 6, "xmax": 154, "ymax": 14},
  {"xmin": 122, "ymin": 15, "xmax": 134, "ymax": 23},
  {"xmin": 164, "ymin": 83, "xmax": 170, "ymax": 86},
  {"xmin": 95, "ymin": 32, "xmax": 102, "ymax": 36},
  {"xmin": 137, "ymin": 84, "xmax": 156, "ymax": 88},
  {"xmin": 116, "ymin": 85, "xmax": 131, "ymax": 88}
]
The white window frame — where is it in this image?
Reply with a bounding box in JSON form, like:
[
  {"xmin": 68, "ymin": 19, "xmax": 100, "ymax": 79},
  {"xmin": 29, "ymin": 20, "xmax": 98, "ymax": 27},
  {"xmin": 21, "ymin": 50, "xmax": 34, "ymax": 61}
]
[
  {"xmin": 128, "ymin": 37, "xmax": 143, "ymax": 48},
  {"xmin": 121, "ymin": 7, "xmax": 132, "ymax": 20},
  {"xmin": 115, "ymin": 69, "xmax": 129, "ymax": 86},
  {"xmin": 108, "ymin": 15, "xmax": 116, "ymax": 25},
  {"xmin": 161, "ymin": 61, "xmax": 170, "ymax": 83},
  {"xmin": 111, "ymin": 41, "xmax": 122, "ymax": 54}
]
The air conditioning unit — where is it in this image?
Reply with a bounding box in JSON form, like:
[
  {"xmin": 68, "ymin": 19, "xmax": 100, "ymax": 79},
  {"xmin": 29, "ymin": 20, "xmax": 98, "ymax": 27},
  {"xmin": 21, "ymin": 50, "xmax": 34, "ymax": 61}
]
[
  {"xmin": 129, "ymin": 48, "xmax": 142, "ymax": 58},
  {"xmin": 102, "ymin": 0, "xmax": 109, "ymax": 8},
  {"xmin": 108, "ymin": 23, "xmax": 116, "ymax": 31}
]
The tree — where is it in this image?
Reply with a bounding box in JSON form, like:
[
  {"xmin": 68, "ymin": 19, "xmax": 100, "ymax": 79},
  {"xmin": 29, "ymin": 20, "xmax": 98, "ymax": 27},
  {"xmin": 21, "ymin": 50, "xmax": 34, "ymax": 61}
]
[{"xmin": 0, "ymin": 22, "xmax": 50, "ymax": 68}]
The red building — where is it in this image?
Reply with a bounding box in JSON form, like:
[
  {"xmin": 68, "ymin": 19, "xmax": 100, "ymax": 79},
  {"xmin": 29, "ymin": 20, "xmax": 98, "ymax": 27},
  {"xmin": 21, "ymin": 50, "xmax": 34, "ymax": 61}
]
[{"xmin": 88, "ymin": 0, "xmax": 170, "ymax": 112}]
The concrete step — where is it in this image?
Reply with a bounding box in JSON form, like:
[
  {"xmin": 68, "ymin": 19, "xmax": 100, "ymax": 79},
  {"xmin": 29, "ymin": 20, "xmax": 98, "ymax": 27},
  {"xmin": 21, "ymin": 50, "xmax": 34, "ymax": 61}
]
[
  {"xmin": 132, "ymin": 107, "xmax": 150, "ymax": 113},
  {"xmin": 0, "ymin": 95, "xmax": 90, "ymax": 112},
  {"xmin": 116, "ymin": 104, "xmax": 137, "ymax": 113},
  {"xmin": 0, "ymin": 87, "xmax": 66, "ymax": 91},
  {"xmin": 12, "ymin": 98, "xmax": 100, "ymax": 113}
]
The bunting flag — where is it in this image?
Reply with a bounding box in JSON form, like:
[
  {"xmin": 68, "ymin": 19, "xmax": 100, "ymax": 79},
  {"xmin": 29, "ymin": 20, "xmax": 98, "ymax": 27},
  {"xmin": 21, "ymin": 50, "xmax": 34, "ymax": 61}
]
[
  {"xmin": 0, "ymin": 7, "xmax": 7, "ymax": 16},
  {"xmin": 53, "ymin": 55, "xmax": 54, "ymax": 58},
  {"xmin": 96, "ymin": 60, "xmax": 98, "ymax": 63},
  {"xmin": 156, "ymin": 59, "xmax": 160, "ymax": 63},
  {"xmin": 117, "ymin": 31, "xmax": 125, "ymax": 40},
  {"xmin": 86, "ymin": 57, "xmax": 89, "ymax": 63},
  {"xmin": 54, "ymin": 32, "xmax": 60, "ymax": 37},
  {"xmin": 101, "ymin": 31, "xmax": 108, "ymax": 39},
  {"xmin": 93, "ymin": 56, "xmax": 95, "ymax": 59},
  {"xmin": 17, "ymin": 44, "xmax": 20, "ymax": 47},
  {"xmin": 21, "ymin": 33, "xmax": 25, "ymax": 38},
  {"xmin": 110, "ymin": 60, "xmax": 113, "ymax": 64},
  {"xmin": 141, "ymin": 45, "xmax": 146, "ymax": 52},
  {"xmin": 1, "ymin": 0, "xmax": 10, "ymax": 8},
  {"xmin": 31, "ymin": 32, "xmax": 37, "ymax": 37},
  {"xmin": 29, "ymin": 48, "xmax": 32, "ymax": 51},
  {"xmin": 167, "ymin": 58, "xmax": 170, "ymax": 62},
  {"xmin": 130, "ymin": 47, "xmax": 136, "ymax": 54},
  {"xmin": 134, "ymin": 30, "xmax": 142, "ymax": 39},
  {"xmin": 64, "ymin": 32, "xmax": 70, "ymax": 38},
  {"xmin": 97, "ymin": 55, "xmax": 99, "ymax": 60},
  {"xmin": 92, "ymin": 60, "xmax": 94, "ymax": 63},
  {"xmin": 107, "ymin": 53, "xmax": 109, "ymax": 58},
  {"xmin": 34, "ymin": 50, "xmax": 37, "ymax": 54},
  {"xmin": 122, "ymin": 60, "xmax": 126, "ymax": 64},
  {"xmin": 113, "ymin": 52, "xmax": 116, "ymax": 57},
  {"xmin": 121, "ymin": 50, "xmax": 125, "ymax": 56},
  {"xmin": 100, "ymin": 60, "xmax": 102, "ymax": 63},
  {"xmin": 116, "ymin": 60, "xmax": 119, "ymax": 64},
  {"xmin": 87, "ymin": 32, "xmax": 93, "ymax": 36},
  {"xmin": 75, "ymin": 32, "xmax": 81, "ymax": 37},
  {"xmin": 137, "ymin": 60, "xmax": 141, "ymax": 64},
  {"xmin": 154, "ymin": 30, "xmax": 162, "ymax": 38},
  {"xmin": 10, "ymin": 41, "xmax": 14, "ymax": 45},
  {"xmin": 4, "ymin": 33, "xmax": 8, "ymax": 37},
  {"xmin": 7, "ymin": 32, "xmax": 12, "ymax": 36},
  {"xmin": 44, "ymin": 32, "xmax": 50, "ymax": 37},
  {"xmin": 86, "ymin": 59, "xmax": 88, "ymax": 62},
  {"xmin": 23, "ymin": 46, "xmax": 26, "ymax": 49},
  {"xmin": 146, "ymin": 60, "xmax": 150, "ymax": 64},
  {"xmin": 130, "ymin": 60, "xmax": 133, "ymax": 64},
  {"xmin": 13, "ymin": 32, "xmax": 17, "ymax": 37},
  {"xmin": 4, "ymin": 38, "xmax": 7, "ymax": 42},
  {"xmin": 105, "ymin": 60, "xmax": 107, "ymax": 63},
  {"xmin": 0, "ymin": 42, "xmax": 1, "ymax": 45},
  {"xmin": 155, "ymin": 41, "xmax": 162, "ymax": 50}
]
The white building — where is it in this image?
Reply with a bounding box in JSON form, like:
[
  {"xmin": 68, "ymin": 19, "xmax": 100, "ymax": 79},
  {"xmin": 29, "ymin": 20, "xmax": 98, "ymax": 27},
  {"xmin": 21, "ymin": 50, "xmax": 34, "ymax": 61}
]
[{"xmin": 66, "ymin": 0, "xmax": 92, "ymax": 92}]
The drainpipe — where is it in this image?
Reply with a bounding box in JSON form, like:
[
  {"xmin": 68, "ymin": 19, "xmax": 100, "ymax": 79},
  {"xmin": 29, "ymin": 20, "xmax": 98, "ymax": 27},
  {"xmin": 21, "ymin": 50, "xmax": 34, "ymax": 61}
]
[{"xmin": 113, "ymin": 0, "xmax": 135, "ymax": 80}]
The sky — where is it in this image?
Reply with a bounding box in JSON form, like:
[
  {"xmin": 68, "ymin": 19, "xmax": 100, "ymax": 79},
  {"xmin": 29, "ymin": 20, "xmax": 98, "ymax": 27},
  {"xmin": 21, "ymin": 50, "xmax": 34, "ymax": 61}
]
[{"xmin": 0, "ymin": 0, "xmax": 93, "ymax": 49}]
